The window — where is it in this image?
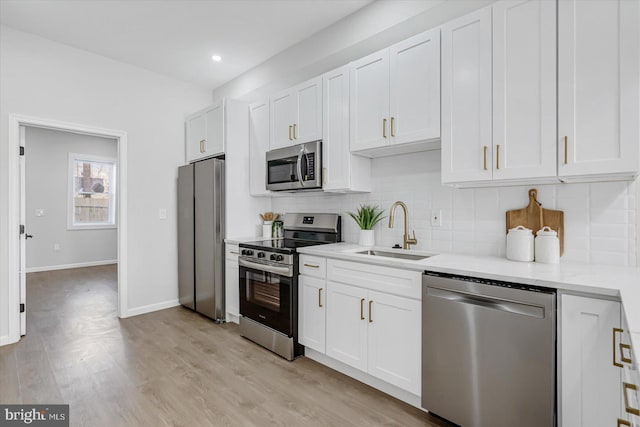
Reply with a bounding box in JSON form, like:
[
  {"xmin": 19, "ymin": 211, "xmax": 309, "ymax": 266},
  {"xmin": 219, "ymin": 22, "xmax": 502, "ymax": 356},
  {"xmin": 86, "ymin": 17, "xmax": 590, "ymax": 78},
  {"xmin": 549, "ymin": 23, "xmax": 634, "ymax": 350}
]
[{"xmin": 68, "ymin": 153, "xmax": 116, "ymax": 229}]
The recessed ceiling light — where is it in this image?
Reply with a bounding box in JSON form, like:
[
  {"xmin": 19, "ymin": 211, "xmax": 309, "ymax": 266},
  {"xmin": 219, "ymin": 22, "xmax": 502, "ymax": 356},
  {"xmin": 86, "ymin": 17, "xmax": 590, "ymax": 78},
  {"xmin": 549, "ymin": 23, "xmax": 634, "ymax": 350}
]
[{"xmin": 211, "ymin": 55, "xmax": 222, "ymax": 62}]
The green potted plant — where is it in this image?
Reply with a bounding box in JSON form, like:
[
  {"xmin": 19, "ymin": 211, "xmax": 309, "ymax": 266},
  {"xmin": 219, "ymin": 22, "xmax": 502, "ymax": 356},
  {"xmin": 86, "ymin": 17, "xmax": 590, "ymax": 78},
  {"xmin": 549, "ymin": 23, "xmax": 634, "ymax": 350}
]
[{"xmin": 347, "ymin": 205, "xmax": 385, "ymax": 247}]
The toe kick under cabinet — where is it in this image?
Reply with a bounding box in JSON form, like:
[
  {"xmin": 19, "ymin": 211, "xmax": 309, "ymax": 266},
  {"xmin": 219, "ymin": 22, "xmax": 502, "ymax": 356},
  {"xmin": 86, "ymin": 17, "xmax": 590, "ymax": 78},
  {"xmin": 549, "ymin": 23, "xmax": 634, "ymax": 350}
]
[{"xmin": 298, "ymin": 256, "xmax": 422, "ymax": 399}]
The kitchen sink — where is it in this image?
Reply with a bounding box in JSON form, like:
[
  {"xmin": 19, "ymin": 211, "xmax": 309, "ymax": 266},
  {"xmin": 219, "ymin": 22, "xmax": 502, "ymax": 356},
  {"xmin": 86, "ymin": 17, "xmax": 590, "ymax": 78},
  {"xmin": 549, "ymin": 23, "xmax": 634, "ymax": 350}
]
[{"xmin": 356, "ymin": 250, "xmax": 430, "ymax": 261}]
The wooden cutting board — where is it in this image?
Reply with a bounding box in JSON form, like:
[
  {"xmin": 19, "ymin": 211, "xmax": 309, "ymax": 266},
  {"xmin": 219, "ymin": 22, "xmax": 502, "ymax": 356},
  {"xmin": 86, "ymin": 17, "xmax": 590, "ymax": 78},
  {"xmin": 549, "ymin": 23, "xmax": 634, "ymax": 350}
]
[{"xmin": 505, "ymin": 189, "xmax": 564, "ymax": 255}]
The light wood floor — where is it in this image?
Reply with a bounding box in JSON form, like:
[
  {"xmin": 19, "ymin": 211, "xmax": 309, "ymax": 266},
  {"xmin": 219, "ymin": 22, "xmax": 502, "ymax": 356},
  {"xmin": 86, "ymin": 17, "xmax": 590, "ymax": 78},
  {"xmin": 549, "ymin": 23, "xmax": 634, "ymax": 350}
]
[{"xmin": 0, "ymin": 265, "xmax": 451, "ymax": 426}]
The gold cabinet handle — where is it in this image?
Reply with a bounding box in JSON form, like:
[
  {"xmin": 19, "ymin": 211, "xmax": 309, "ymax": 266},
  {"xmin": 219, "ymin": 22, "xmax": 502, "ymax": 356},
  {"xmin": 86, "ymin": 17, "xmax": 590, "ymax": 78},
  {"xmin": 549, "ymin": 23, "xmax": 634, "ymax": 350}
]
[
  {"xmin": 360, "ymin": 298, "xmax": 365, "ymax": 320},
  {"xmin": 382, "ymin": 118, "xmax": 387, "ymax": 138},
  {"xmin": 318, "ymin": 288, "xmax": 323, "ymax": 308},
  {"xmin": 621, "ymin": 343, "xmax": 633, "ymax": 364},
  {"xmin": 200, "ymin": 139, "xmax": 206, "ymax": 153},
  {"xmin": 618, "ymin": 419, "xmax": 631, "ymax": 427},
  {"xmin": 303, "ymin": 263, "xmax": 319, "ymax": 268},
  {"xmin": 564, "ymin": 136, "xmax": 568, "ymax": 164},
  {"xmin": 390, "ymin": 117, "xmax": 395, "ymax": 137},
  {"xmin": 614, "ymin": 328, "xmax": 624, "ymax": 368},
  {"xmin": 229, "ymin": 251, "xmax": 239, "ymax": 255},
  {"xmin": 288, "ymin": 125, "xmax": 292, "ymax": 141},
  {"xmin": 623, "ymin": 382, "xmax": 640, "ymax": 416},
  {"xmin": 496, "ymin": 144, "xmax": 500, "ymax": 170},
  {"xmin": 483, "ymin": 146, "xmax": 488, "ymax": 170},
  {"xmin": 293, "ymin": 123, "xmax": 297, "ymax": 139},
  {"xmin": 369, "ymin": 300, "xmax": 373, "ymax": 323}
]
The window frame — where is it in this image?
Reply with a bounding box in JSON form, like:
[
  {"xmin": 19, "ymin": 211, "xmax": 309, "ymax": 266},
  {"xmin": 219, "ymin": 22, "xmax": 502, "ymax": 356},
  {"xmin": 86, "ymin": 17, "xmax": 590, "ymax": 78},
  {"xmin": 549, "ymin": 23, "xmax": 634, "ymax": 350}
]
[{"xmin": 67, "ymin": 152, "xmax": 117, "ymax": 230}]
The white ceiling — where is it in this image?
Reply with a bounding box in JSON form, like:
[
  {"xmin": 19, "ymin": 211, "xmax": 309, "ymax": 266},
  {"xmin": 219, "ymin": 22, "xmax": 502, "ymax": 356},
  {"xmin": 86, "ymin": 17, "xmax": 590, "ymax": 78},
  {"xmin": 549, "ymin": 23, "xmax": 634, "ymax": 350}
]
[{"xmin": 0, "ymin": 0, "xmax": 373, "ymax": 89}]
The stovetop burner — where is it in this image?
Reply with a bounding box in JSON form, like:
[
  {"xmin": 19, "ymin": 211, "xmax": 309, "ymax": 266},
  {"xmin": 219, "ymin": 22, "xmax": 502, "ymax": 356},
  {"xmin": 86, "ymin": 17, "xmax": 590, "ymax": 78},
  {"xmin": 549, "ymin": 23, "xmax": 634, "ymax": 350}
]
[{"xmin": 240, "ymin": 238, "xmax": 329, "ymax": 253}]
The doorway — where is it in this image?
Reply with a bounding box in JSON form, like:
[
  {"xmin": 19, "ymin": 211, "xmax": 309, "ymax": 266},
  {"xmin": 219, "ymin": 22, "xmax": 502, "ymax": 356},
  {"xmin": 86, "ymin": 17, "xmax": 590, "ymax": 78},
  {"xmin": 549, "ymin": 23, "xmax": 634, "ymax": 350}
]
[{"xmin": 8, "ymin": 114, "xmax": 128, "ymax": 343}]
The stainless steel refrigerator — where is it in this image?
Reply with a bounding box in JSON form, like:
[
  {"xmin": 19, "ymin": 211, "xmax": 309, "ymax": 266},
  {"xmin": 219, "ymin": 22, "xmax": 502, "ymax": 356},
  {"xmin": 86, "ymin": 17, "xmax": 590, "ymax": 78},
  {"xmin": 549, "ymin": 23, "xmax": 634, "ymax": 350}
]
[{"xmin": 178, "ymin": 158, "xmax": 225, "ymax": 321}]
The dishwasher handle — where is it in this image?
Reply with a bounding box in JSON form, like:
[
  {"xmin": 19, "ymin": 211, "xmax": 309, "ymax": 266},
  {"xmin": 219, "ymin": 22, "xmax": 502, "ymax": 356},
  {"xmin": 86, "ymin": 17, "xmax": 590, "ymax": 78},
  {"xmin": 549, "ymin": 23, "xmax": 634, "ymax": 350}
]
[{"xmin": 427, "ymin": 286, "xmax": 546, "ymax": 319}]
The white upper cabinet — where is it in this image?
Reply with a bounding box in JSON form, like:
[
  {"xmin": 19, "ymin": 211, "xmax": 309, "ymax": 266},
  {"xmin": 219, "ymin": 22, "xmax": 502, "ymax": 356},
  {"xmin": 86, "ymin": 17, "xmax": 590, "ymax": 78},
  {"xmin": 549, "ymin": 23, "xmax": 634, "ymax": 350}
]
[
  {"xmin": 389, "ymin": 29, "xmax": 440, "ymax": 146},
  {"xmin": 441, "ymin": 7, "xmax": 493, "ymax": 184},
  {"xmin": 269, "ymin": 77, "xmax": 322, "ymax": 150},
  {"xmin": 351, "ymin": 29, "xmax": 441, "ymax": 156},
  {"xmin": 186, "ymin": 99, "xmax": 225, "ymax": 162},
  {"xmin": 492, "ymin": 0, "xmax": 557, "ymax": 181},
  {"xmin": 323, "ymin": 65, "xmax": 371, "ymax": 193},
  {"xmin": 249, "ymin": 99, "xmax": 271, "ymax": 196},
  {"xmin": 558, "ymin": 0, "xmax": 640, "ymax": 180}
]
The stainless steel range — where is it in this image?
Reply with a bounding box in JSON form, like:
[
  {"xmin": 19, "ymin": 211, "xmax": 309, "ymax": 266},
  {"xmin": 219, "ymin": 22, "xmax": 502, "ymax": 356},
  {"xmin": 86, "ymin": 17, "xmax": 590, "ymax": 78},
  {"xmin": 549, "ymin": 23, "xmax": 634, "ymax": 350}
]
[{"xmin": 238, "ymin": 213, "xmax": 341, "ymax": 360}]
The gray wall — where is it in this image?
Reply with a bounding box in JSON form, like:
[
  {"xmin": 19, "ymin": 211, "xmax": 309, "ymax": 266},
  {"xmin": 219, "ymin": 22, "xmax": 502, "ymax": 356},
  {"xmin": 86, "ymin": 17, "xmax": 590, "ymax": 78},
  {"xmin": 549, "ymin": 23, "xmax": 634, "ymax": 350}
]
[{"xmin": 26, "ymin": 126, "xmax": 117, "ymax": 270}]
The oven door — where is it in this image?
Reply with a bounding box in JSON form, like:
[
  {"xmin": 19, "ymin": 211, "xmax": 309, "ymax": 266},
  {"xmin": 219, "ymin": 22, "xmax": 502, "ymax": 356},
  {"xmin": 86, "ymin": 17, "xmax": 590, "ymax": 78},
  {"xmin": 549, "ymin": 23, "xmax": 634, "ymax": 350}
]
[
  {"xmin": 266, "ymin": 141, "xmax": 321, "ymax": 191},
  {"xmin": 239, "ymin": 260, "xmax": 293, "ymax": 336}
]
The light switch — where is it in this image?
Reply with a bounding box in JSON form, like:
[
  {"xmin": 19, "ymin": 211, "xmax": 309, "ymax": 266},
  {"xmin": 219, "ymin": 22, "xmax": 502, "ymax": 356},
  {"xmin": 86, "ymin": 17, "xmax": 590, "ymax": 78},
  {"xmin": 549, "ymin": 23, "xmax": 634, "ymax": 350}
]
[
  {"xmin": 35, "ymin": 209, "xmax": 44, "ymax": 217},
  {"xmin": 159, "ymin": 208, "xmax": 167, "ymax": 220}
]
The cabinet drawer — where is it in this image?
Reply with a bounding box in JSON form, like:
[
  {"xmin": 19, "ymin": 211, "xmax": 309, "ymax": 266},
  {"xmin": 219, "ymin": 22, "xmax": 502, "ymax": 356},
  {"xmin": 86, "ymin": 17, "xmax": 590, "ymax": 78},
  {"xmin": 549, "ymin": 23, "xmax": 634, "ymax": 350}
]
[
  {"xmin": 327, "ymin": 259, "xmax": 421, "ymax": 300},
  {"xmin": 300, "ymin": 255, "xmax": 326, "ymax": 278},
  {"xmin": 226, "ymin": 244, "xmax": 239, "ymax": 261}
]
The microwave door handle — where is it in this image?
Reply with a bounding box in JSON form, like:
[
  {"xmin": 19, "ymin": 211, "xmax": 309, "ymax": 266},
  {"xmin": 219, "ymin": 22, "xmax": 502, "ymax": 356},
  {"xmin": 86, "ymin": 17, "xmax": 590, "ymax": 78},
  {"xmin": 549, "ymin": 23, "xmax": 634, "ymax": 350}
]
[{"xmin": 297, "ymin": 147, "xmax": 306, "ymax": 187}]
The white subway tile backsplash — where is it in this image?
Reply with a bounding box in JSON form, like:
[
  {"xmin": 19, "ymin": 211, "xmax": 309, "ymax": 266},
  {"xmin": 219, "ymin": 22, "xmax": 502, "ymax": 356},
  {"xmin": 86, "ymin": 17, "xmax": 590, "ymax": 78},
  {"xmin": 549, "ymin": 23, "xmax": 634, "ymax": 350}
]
[{"xmin": 270, "ymin": 151, "xmax": 638, "ymax": 267}]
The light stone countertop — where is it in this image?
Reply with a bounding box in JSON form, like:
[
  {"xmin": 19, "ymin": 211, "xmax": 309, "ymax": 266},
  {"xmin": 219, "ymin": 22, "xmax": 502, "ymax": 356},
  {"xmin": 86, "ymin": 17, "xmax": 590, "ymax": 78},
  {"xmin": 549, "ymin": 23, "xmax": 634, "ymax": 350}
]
[
  {"xmin": 297, "ymin": 242, "xmax": 640, "ymax": 364},
  {"xmin": 224, "ymin": 236, "xmax": 261, "ymax": 245}
]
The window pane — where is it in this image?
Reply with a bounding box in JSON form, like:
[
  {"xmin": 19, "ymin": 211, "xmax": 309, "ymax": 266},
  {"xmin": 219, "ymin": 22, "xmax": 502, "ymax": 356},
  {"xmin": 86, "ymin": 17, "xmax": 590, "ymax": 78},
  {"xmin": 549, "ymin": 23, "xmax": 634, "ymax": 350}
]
[{"xmin": 72, "ymin": 159, "xmax": 115, "ymax": 225}]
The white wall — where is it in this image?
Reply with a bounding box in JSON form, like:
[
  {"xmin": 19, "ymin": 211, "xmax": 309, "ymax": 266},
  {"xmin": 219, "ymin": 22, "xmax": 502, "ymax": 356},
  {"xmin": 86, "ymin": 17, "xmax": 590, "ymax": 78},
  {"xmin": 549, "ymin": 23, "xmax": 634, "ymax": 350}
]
[
  {"xmin": 272, "ymin": 151, "xmax": 638, "ymax": 267},
  {"xmin": 0, "ymin": 25, "xmax": 212, "ymax": 343},
  {"xmin": 25, "ymin": 127, "xmax": 117, "ymax": 270}
]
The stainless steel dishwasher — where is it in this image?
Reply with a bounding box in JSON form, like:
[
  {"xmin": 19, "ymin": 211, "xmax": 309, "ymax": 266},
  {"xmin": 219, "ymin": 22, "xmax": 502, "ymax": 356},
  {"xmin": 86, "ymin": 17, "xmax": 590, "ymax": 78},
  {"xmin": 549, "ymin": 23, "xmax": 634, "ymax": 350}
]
[{"xmin": 422, "ymin": 271, "xmax": 556, "ymax": 427}]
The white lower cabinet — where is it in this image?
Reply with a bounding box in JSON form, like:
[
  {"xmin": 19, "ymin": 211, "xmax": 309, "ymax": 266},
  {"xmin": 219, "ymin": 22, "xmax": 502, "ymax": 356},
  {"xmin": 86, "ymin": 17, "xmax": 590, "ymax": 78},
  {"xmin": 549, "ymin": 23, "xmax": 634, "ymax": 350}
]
[
  {"xmin": 225, "ymin": 244, "xmax": 239, "ymax": 322},
  {"xmin": 298, "ymin": 275, "xmax": 326, "ymax": 353}
]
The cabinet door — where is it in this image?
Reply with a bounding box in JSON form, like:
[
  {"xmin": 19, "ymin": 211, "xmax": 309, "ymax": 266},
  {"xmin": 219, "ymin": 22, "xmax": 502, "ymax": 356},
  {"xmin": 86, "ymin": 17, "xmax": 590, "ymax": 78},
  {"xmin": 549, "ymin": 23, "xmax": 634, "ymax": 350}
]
[
  {"xmin": 441, "ymin": 6, "xmax": 493, "ymax": 184},
  {"xmin": 225, "ymin": 259, "xmax": 239, "ymax": 321},
  {"xmin": 186, "ymin": 112, "xmax": 205, "ymax": 162},
  {"xmin": 270, "ymin": 89, "xmax": 295, "ymax": 150},
  {"xmin": 367, "ymin": 290, "xmax": 421, "ymax": 395},
  {"xmin": 204, "ymin": 99, "xmax": 225, "ymax": 157},
  {"xmin": 558, "ymin": 0, "xmax": 640, "ymax": 178},
  {"xmin": 294, "ymin": 77, "xmax": 322, "ymax": 143},
  {"xmin": 249, "ymin": 99, "xmax": 271, "ymax": 196},
  {"xmin": 350, "ymin": 49, "xmax": 390, "ymax": 152},
  {"xmin": 492, "ymin": 0, "xmax": 556, "ymax": 181},
  {"xmin": 299, "ymin": 275, "xmax": 326, "ymax": 353},
  {"xmin": 389, "ymin": 28, "xmax": 440, "ymax": 145},
  {"xmin": 561, "ymin": 294, "xmax": 621, "ymax": 427},
  {"xmin": 323, "ymin": 65, "xmax": 350, "ymax": 191},
  {"xmin": 326, "ymin": 280, "xmax": 368, "ymax": 372}
]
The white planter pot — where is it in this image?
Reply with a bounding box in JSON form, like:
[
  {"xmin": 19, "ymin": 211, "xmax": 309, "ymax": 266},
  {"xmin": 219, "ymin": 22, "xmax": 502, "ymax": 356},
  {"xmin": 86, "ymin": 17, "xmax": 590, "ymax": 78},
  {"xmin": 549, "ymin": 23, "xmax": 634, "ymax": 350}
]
[
  {"xmin": 358, "ymin": 229, "xmax": 375, "ymax": 247},
  {"xmin": 262, "ymin": 221, "xmax": 273, "ymax": 239}
]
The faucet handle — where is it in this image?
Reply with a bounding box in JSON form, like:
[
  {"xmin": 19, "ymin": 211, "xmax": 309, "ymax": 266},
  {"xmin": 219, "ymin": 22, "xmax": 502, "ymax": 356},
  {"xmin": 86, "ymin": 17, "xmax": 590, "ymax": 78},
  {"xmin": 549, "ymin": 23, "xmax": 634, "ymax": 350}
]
[{"xmin": 407, "ymin": 230, "xmax": 418, "ymax": 244}]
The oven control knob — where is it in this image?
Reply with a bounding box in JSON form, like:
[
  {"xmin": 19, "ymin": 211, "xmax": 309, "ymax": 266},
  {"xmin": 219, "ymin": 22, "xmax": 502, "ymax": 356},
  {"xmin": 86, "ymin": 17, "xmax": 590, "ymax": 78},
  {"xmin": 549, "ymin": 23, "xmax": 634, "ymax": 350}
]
[
  {"xmin": 270, "ymin": 254, "xmax": 276, "ymax": 261},
  {"xmin": 257, "ymin": 252, "xmax": 265, "ymax": 258},
  {"xmin": 241, "ymin": 250, "xmax": 247, "ymax": 255},
  {"xmin": 244, "ymin": 250, "xmax": 253, "ymax": 256},
  {"xmin": 276, "ymin": 255, "xmax": 284, "ymax": 261}
]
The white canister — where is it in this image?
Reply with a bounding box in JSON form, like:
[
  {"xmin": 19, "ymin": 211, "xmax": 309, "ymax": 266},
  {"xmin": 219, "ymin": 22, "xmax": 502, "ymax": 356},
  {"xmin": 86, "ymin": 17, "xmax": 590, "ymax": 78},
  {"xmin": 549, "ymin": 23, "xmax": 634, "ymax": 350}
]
[
  {"xmin": 506, "ymin": 226, "xmax": 534, "ymax": 262},
  {"xmin": 535, "ymin": 226, "xmax": 560, "ymax": 264},
  {"xmin": 262, "ymin": 221, "xmax": 273, "ymax": 239}
]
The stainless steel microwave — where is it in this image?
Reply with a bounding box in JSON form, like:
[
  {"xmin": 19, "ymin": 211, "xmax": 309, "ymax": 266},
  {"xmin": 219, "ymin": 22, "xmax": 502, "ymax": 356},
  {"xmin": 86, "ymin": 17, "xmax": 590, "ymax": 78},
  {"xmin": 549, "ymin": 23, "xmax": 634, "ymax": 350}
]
[{"xmin": 266, "ymin": 140, "xmax": 322, "ymax": 191}]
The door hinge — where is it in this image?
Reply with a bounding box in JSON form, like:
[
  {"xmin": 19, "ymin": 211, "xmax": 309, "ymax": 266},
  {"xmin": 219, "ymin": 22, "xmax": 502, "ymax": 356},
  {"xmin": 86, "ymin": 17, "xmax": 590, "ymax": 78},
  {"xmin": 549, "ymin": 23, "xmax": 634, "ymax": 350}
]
[
  {"xmin": 20, "ymin": 146, "xmax": 24, "ymax": 156},
  {"xmin": 20, "ymin": 224, "xmax": 25, "ymax": 235},
  {"xmin": 20, "ymin": 304, "xmax": 25, "ymax": 313}
]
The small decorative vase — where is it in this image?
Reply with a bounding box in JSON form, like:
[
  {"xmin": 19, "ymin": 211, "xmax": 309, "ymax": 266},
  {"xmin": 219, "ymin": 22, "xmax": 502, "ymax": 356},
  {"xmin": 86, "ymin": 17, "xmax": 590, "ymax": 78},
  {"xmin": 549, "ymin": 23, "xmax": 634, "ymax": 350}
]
[{"xmin": 359, "ymin": 229, "xmax": 375, "ymax": 247}]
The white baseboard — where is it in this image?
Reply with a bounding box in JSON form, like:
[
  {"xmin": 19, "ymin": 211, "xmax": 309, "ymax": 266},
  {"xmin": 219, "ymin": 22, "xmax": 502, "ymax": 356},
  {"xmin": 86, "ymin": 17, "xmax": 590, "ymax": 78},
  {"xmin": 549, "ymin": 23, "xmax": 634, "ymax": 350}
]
[
  {"xmin": 26, "ymin": 259, "xmax": 117, "ymax": 273},
  {"xmin": 0, "ymin": 334, "xmax": 19, "ymax": 347},
  {"xmin": 123, "ymin": 299, "xmax": 180, "ymax": 318}
]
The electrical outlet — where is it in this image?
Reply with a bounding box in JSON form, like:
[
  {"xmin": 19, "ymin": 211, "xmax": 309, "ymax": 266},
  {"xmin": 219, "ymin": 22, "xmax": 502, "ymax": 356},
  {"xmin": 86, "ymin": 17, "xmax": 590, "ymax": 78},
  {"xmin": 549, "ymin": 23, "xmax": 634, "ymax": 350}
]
[
  {"xmin": 35, "ymin": 209, "xmax": 45, "ymax": 217},
  {"xmin": 431, "ymin": 209, "xmax": 442, "ymax": 227},
  {"xmin": 158, "ymin": 208, "xmax": 167, "ymax": 220},
  {"xmin": 53, "ymin": 243, "xmax": 61, "ymax": 251}
]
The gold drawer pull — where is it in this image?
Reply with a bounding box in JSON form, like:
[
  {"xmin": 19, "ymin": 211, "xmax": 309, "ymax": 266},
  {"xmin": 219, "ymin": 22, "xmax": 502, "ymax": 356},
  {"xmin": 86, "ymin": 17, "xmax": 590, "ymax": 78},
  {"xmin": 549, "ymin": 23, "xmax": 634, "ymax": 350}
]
[
  {"xmin": 360, "ymin": 298, "xmax": 365, "ymax": 320},
  {"xmin": 229, "ymin": 251, "xmax": 239, "ymax": 255},
  {"xmin": 369, "ymin": 300, "xmax": 373, "ymax": 323},
  {"xmin": 614, "ymin": 328, "xmax": 624, "ymax": 368},
  {"xmin": 303, "ymin": 263, "xmax": 319, "ymax": 269},
  {"xmin": 618, "ymin": 419, "xmax": 631, "ymax": 427},
  {"xmin": 382, "ymin": 118, "xmax": 387, "ymax": 138},
  {"xmin": 564, "ymin": 136, "xmax": 568, "ymax": 164},
  {"xmin": 390, "ymin": 116, "xmax": 395, "ymax": 137},
  {"xmin": 318, "ymin": 288, "xmax": 323, "ymax": 308},
  {"xmin": 623, "ymin": 382, "xmax": 640, "ymax": 416},
  {"xmin": 288, "ymin": 125, "xmax": 293, "ymax": 141},
  {"xmin": 621, "ymin": 343, "xmax": 633, "ymax": 364},
  {"xmin": 293, "ymin": 123, "xmax": 297, "ymax": 139},
  {"xmin": 483, "ymin": 146, "xmax": 488, "ymax": 170},
  {"xmin": 496, "ymin": 144, "xmax": 500, "ymax": 170}
]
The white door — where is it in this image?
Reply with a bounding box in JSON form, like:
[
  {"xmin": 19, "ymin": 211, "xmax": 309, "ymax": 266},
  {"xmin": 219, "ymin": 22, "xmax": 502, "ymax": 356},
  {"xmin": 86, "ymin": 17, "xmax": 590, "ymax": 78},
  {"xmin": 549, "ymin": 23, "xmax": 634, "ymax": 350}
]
[
  {"xmin": 204, "ymin": 99, "xmax": 225, "ymax": 157},
  {"xmin": 270, "ymin": 89, "xmax": 295, "ymax": 150},
  {"xmin": 389, "ymin": 28, "xmax": 440, "ymax": 145},
  {"xmin": 299, "ymin": 275, "xmax": 326, "ymax": 353},
  {"xmin": 366, "ymin": 290, "xmax": 421, "ymax": 395},
  {"xmin": 294, "ymin": 77, "xmax": 322, "ymax": 143},
  {"xmin": 249, "ymin": 99, "xmax": 271, "ymax": 196},
  {"xmin": 326, "ymin": 280, "xmax": 368, "ymax": 372},
  {"xmin": 561, "ymin": 294, "xmax": 621, "ymax": 427},
  {"xmin": 350, "ymin": 48, "xmax": 390, "ymax": 152},
  {"xmin": 441, "ymin": 6, "xmax": 493, "ymax": 184},
  {"xmin": 19, "ymin": 125, "xmax": 26, "ymax": 336},
  {"xmin": 185, "ymin": 112, "xmax": 206, "ymax": 162},
  {"xmin": 323, "ymin": 65, "xmax": 350, "ymax": 191},
  {"xmin": 492, "ymin": 0, "xmax": 557, "ymax": 181},
  {"xmin": 558, "ymin": 0, "xmax": 640, "ymax": 178}
]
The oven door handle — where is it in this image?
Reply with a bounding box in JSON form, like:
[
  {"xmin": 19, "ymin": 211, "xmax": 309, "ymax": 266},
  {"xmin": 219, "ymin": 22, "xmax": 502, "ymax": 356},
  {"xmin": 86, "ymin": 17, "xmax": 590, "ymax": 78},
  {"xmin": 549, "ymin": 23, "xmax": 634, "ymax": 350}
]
[
  {"xmin": 297, "ymin": 146, "xmax": 306, "ymax": 187},
  {"xmin": 239, "ymin": 258, "xmax": 293, "ymax": 277}
]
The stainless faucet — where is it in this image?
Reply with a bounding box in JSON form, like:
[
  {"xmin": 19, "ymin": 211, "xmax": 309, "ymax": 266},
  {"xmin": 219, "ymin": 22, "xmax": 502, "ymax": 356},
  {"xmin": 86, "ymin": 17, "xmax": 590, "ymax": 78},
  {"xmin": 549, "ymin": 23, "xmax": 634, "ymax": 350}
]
[{"xmin": 388, "ymin": 201, "xmax": 417, "ymax": 250}]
